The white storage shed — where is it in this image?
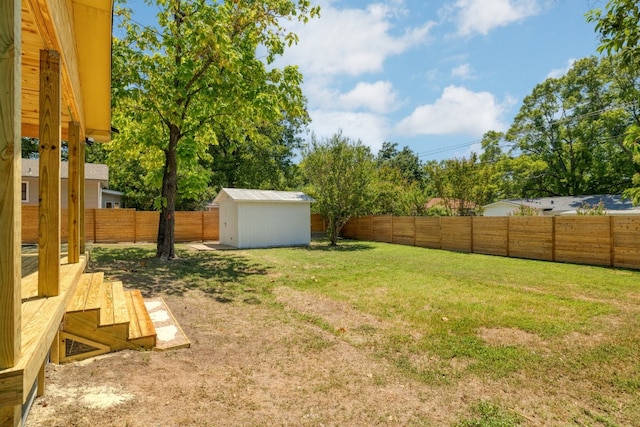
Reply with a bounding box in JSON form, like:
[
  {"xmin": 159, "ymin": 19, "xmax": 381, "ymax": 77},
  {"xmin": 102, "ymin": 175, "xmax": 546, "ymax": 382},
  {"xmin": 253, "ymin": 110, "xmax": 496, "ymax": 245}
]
[{"xmin": 213, "ymin": 188, "xmax": 315, "ymax": 249}]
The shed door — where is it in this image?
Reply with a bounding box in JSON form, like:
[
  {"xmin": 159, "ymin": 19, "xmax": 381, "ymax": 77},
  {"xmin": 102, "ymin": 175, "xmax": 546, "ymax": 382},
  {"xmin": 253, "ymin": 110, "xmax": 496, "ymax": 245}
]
[{"xmin": 219, "ymin": 201, "xmax": 238, "ymax": 246}]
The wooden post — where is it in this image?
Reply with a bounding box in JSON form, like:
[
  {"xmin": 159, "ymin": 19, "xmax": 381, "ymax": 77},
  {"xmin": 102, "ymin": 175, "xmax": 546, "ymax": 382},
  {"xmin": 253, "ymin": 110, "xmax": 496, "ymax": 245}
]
[
  {"xmin": 67, "ymin": 121, "xmax": 81, "ymax": 263},
  {"xmin": 37, "ymin": 360, "xmax": 46, "ymax": 397},
  {"xmin": 79, "ymin": 139, "xmax": 86, "ymax": 253},
  {"xmin": 0, "ymin": 1, "xmax": 22, "ymax": 424},
  {"xmin": 0, "ymin": 0, "xmax": 22, "ymax": 371},
  {"xmin": 50, "ymin": 331, "xmax": 60, "ymax": 364},
  {"xmin": 38, "ymin": 49, "xmax": 62, "ymax": 297}
]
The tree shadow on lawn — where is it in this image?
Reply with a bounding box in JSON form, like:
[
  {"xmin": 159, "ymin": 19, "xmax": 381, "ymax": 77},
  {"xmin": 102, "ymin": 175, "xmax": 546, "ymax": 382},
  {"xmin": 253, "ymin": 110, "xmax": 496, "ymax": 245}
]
[
  {"xmin": 305, "ymin": 239, "xmax": 376, "ymax": 252},
  {"xmin": 88, "ymin": 246, "xmax": 271, "ymax": 303}
]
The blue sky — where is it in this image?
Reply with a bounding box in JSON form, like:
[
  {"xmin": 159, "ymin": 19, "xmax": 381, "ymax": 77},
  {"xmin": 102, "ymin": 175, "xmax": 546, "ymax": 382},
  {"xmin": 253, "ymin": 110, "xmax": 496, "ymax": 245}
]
[{"xmin": 127, "ymin": 0, "xmax": 603, "ymax": 161}]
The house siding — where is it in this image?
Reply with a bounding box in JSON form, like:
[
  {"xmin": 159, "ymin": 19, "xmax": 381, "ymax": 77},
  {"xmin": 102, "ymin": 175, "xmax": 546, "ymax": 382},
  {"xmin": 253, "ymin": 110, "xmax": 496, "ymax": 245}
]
[{"xmin": 22, "ymin": 177, "xmax": 103, "ymax": 209}]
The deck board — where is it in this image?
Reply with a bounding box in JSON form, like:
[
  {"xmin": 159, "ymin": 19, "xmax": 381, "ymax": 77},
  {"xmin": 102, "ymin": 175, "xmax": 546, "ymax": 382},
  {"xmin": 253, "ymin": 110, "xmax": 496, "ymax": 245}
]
[
  {"xmin": 112, "ymin": 282, "xmax": 129, "ymax": 325},
  {"xmin": 124, "ymin": 291, "xmax": 142, "ymax": 339},
  {"xmin": 1, "ymin": 251, "xmax": 88, "ymax": 408},
  {"xmin": 100, "ymin": 281, "xmax": 114, "ymax": 326},
  {"xmin": 84, "ymin": 273, "xmax": 104, "ymax": 311}
]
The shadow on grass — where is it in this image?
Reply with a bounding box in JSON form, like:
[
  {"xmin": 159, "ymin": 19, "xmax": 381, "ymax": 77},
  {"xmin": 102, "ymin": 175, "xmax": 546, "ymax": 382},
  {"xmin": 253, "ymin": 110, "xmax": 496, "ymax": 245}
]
[
  {"xmin": 304, "ymin": 239, "xmax": 376, "ymax": 252},
  {"xmin": 88, "ymin": 245, "xmax": 271, "ymax": 303}
]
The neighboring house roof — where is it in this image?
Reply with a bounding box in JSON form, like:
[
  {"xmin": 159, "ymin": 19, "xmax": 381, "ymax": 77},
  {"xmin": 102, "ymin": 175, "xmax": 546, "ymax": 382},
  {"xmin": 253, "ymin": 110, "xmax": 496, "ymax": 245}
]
[
  {"xmin": 101, "ymin": 189, "xmax": 124, "ymax": 196},
  {"xmin": 21, "ymin": 158, "xmax": 108, "ymax": 181},
  {"xmin": 484, "ymin": 195, "xmax": 640, "ymax": 215},
  {"xmin": 212, "ymin": 188, "xmax": 315, "ymax": 204}
]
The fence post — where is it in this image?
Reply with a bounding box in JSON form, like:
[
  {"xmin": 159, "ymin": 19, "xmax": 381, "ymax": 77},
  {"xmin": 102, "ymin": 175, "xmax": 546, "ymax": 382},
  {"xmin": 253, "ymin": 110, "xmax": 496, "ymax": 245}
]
[
  {"xmin": 551, "ymin": 216, "xmax": 556, "ymax": 262},
  {"xmin": 470, "ymin": 216, "xmax": 475, "ymax": 254},
  {"xmin": 609, "ymin": 216, "xmax": 614, "ymax": 267},
  {"xmin": 506, "ymin": 216, "xmax": 511, "ymax": 257},
  {"xmin": 413, "ymin": 216, "xmax": 416, "ymax": 247}
]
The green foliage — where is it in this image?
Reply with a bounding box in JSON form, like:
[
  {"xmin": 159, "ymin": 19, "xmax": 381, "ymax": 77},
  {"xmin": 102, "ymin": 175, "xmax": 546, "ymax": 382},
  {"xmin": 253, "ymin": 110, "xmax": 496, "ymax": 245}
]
[
  {"xmin": 457, "ymin": 401, "xmax": 523, "ymax": 427},
  {"xmin": 576, "ymin": 201, "xmax": 607, "ymax": 215},
  {"xmin": 111, "ymin": 0, "xmax": 318, "ymax": 258},
  {"xmin": 588, "ymin": 0, "xmax": 640, "ymax": 69},
  {"xmin": 507, "ymin": 204, "xmax": 539, "ymax": 216},
  {"xmin": 506, "ymin": 56, "xmax": 636, "ymax": 197},
  {"xmin": 588, "ymin": 1, "xmax": 640, "ymax": 205},
  {"xmin": 424, "ymin": 153, "xmax": 490, "ymax": 216},
  {"xmin": 300, "ymin": 132, "xmax": 376, "ymax": 245},
  {"xmin": 21, "ymin": 137, "xmax": 38, "ymax": 159}
]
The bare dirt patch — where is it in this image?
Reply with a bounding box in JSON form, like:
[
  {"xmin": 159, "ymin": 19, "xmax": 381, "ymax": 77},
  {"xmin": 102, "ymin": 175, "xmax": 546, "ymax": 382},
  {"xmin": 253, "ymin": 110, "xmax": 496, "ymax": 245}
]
[
  {"xmin": 26, "ymin": 286, "xmax": 638, "ymax": 426},
  {"xmin": 27, "ymin": 290, "xmax": 464, "ymax": 426}
]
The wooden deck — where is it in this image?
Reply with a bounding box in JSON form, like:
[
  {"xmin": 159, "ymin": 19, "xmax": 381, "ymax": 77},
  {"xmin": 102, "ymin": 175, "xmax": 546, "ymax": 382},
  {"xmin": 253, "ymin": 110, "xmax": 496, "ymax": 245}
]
[{"xmin": 1, "ymin": 247, "xmax": 88, "ymax": 410}]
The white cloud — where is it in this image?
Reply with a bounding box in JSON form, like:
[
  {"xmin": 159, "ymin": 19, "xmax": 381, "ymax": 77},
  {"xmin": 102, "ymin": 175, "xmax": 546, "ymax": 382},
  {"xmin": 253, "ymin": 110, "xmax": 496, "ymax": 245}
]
[
  {"xmin": 307, "ymin": 110, "xmax": 390, "ymax": 153},
  {"xmin": 338, "ymin": 81, "xmax": 399, "ymax": 114},
  {"xmin": 547, "ymin": 58, "xmax": 576, "ymax": 79},
  {"xmin": 396, "ymin": 85, "xmax": 510, "ymax": 136},
  {"xmin": 281, "ymin": 1, "xmax": 435, "ymax": 77},
  {"xmin": 448, "ymin": 0, "xmax": 540, "ymax": 36},
  {"xmin": 451, "ymin": 63, "xmax": 473, "ymax": 79}
]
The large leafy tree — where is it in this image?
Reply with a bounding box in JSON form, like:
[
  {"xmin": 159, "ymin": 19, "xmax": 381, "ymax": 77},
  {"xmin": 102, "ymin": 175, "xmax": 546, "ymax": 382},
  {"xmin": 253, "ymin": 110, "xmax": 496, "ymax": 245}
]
[
  {"xmin": 588, "ymin": 1, "xmax": 640, "ymax": 203},
  {"xmin": 424, "ymin": 154, "xmax": 491, "ymax": 216},
  {"xmin": 506, "ymin": 56, "xmax": 636, "ymax": 196},
  {"xmin": 112, "ymin": 0, "xmax": 318, "ymax": 260},
  {"xmin": 371, "ymin": 142, "xmax": 427, "ymax": 215},
  {"xmin": 300, "ymin": 132, "xmax": 375, "ymax": 246},
  {"xmin": 204, "ymin": 118, "xmax": 305, "ymax": 191}
]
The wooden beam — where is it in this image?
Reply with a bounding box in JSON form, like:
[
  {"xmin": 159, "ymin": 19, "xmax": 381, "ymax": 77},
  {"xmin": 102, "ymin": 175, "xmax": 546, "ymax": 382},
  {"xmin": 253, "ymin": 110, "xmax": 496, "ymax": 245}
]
[
  {"xmin": 79, "ymin": 138, "xmax": 86, "ymax": 253},
  {"xmin": 50, "ymin": 331, "xmax": 60, "ymax": 365},
  {"xmin": 0, "ymin": 405, "xmax": 20, "ymax": 427},
  {"xmin": 0, "ymin": 1, "xmax": 22, "ymax": 423},
  {"xmin": 37, "ymin": 360, "xmax": 45, "ymax": 397},
  {"xmin": 26, "ymin": 0, "xmax": 84, "ymax": 132},
  {"xmin": 0, "ymin": 0, "xmax": 22, "ymax": 372},
  {"xmin": 38, "ymin": 49, "xmax": 61, "ymax": 297},
  {"xmin": 67, "ymin": 121, "xmax": 80, "ymax": 263}
]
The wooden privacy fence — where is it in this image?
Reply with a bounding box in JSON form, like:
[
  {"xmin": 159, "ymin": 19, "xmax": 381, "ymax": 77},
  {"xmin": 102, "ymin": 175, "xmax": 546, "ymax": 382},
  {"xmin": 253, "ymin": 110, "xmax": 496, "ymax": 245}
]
[
  {"xmin": 22, "ymin": 206, "xmax": 219, "ymax": 244},
  {"xmin": 341, "ymin": 215, "xmax": 640, "ymax": 270}
]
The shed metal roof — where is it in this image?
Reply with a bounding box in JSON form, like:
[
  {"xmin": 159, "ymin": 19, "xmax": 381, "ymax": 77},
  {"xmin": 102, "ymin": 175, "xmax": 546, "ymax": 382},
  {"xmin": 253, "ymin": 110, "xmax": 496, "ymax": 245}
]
[
  {"xmin": 213, "ymin": 188, "xmax": 314, "ymax": 204},
  {"xmin": 22, "ymin": 158, "xmax": 109, "ymax": 181}
]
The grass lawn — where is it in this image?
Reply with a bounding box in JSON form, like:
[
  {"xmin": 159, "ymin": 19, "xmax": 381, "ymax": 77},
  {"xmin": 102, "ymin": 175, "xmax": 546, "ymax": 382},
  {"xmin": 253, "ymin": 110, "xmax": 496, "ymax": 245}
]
[{"xmin": 90, "ymin": 239, "xmax": 640, "ymax": 426}]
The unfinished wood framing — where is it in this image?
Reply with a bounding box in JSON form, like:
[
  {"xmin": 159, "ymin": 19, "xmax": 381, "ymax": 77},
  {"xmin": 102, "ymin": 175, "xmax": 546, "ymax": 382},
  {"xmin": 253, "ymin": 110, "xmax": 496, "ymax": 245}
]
[
  {"xmin": 67, "ymin": 121, "xmax": 81, "ymax": 263},
  {"xmin": 79, "ymin": 139, "xmax": 86, "ymax": 253},
  {"xmin": 38, "ymin": 49, "xmax": 62, "ymax": 297},
  {"xmin": 2, "ymin": 1, "xmax": 119, "ymax": 422},
  {"xmin": 0, "ymin": 0, "xmax": 22, "ymax": 375}
]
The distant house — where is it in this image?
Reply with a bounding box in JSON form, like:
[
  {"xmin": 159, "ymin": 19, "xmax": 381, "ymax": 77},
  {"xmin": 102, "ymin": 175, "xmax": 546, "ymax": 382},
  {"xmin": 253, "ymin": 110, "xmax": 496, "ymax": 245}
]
[
  {"xmin": 213, "ymin": 188, "xmax": 314, "ymax": 249},
  {"xmin": 482, "ymin": 195, "xmax": 640, "ymax": 216},
  {"xmin": 22, "ymin": 158, "xmax": 123, "ymax": 209}
]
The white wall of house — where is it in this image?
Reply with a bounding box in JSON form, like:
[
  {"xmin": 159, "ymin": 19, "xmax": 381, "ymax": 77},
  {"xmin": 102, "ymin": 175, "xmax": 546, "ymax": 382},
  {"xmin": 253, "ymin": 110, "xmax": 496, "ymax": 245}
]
[
  {"xmin": 102, "ymin": 191, "xmax": 122, "ymax": 208},
  {"xmin": 22, "ymin": 178, "xmax": 104, "ymax": 209},
  {"xmin": 483, "ymin": 202, "xmax": 527, "ymax": 216}
]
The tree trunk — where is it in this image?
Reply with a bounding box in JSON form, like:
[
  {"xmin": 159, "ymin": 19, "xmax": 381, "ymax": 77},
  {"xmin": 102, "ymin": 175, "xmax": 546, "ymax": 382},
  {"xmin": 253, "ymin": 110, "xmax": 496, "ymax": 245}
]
[{"xmin": 156, "ymin": 125, "xmax": 180, "ymax": 260}]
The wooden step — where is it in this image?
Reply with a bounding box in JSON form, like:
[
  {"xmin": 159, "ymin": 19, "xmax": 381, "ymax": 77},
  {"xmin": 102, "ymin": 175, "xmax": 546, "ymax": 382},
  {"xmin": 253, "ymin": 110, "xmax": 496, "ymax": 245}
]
[
  {"xmin": 112, "ymin": 282, "xmax": 130, "ymax": 325},
  {"xmin": 98, "ymin": 281, "xmax": 129, "ymax": 326},
  {"xmin": 66, "ymin": 272, "xmax": 104, "ymax": 312},
  {"xmin": 125, "ymin": 290, "xmax": 156, "ymax": 341}
]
